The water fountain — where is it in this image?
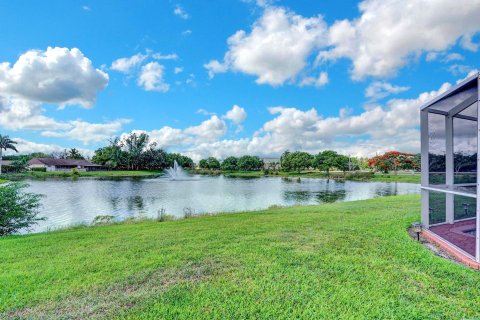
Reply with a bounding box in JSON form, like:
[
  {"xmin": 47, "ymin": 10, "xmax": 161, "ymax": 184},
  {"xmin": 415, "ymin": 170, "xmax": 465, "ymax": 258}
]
[{"xmin": 165, "ymin": 160, "xmax": 188, "ymax": 180}]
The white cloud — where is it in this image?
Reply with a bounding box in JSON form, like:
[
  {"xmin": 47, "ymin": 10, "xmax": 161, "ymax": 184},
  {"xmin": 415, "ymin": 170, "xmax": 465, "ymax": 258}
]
[
  {"xmin": 136, "ymin": 80, "xmax": 453, "ymax": 162},
  {"xmin": 7, "ymin": 139, "xmax": 64, "ymax": 155},
  {"xmin": 0, "ymin": 47, "xmax": 123, "ymax": 144},
  {"xmin": 4, "ymin": 138, "xmax": 94, "ymax": 158},
  {"xmin": 41, "ymin": 119, "xmax": 131, "ymax": 144},
  {"xmin": 205, "ymin": 6, "xmax": 327, "ymax": 86},
  {"xmin": 110, "ymin": 53, "xmax": 147, "ymax": 73},
  {"xmin": 299, "ymin": 72, "xmax": 329, "ymax": 88},
  {"xmin": 174, "ymin": 67, "xmax": 183, "ymax": 74},
  {"xmin": 318, "ymin": 0, "xmax": 480, "ymax": 80},
  {"xmin": 182, "ymin": 29, "xmax": 192, "ymax": 36},
  {"xmin": 443, "ymin": 53, "xmax": 464, "ymax": 63},
  {"xmin": 204, "ymin": 60, "xmax": 228, "ymax": 79},
  {"xmin": 174, "ymin": 5, "xmax": 190, "ymax": 20},
  {"xmin": 207, "ymin": 1, "xmax": 480, "ymax": 84},
  {"xmin": 82, "ymin": 5, "xmax": 91, "ymax": 11},
  {"xmin": 196, "ymin": 108, "xmax": 216, "ymax": 116},
  {"xmin": 0, "ymin": 47, "xmax": 108, "ymax": 108},
  {"xmin": 184, "ymin": 115, "xmax": 227, "ymax": 141},
  {"xmin": 0, "ymin": 97, "xmax": 68, "ymax": 131},
  {"xmin": 148, "ymin": 127, "xmax": 188, "ymax": 148},
  {"xmin": 448, "ymin": 64, "xmax": 475, "ymax": 76},
  {"xmin": 460, "ymin": 33, "xmax": 479, "ymax": 51},
  {"xmin": 137, "ymin": 62, "xmax": 169, "ymax": 92},
  {"xmin": 365, "ymin": 81, "xmax": 410, "ymax": 100},
  {"xmin": 152, "ymin": 53, "xmax": 178, "ymax": 60},
  {"xmin": 223, "ymin": 105, "xmax": 247, "ymax": 124}
]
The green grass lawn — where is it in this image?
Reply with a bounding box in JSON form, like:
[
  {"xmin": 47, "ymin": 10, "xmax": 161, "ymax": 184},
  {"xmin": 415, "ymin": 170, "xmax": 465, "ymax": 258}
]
[
  {"xmin": 6, "ymin": 170, "xmax": 164, "ymax": 179},
  {"xmin": 1, "ymin": 195, "xmax": 479, "ymax": 319},
  {"xmin": 0, "ymin": 179, "xmax": 8, "ymax": 184},
  {"xmin": 370, "ymin": 173, "xmax": 420, "ymax": 184}
]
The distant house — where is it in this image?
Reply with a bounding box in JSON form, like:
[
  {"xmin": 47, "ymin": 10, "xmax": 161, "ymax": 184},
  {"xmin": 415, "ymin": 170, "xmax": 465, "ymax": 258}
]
[
  {"xmin": 0, "ymin": 160, "xmax": 12, "ymax": 166},
  {"xmin": 262, "ymin": 157, "xmax": 281, "ymax": 170},
  {"xmin": 28, "ymin": 158, "xmax": 104, "ymax": 172}
]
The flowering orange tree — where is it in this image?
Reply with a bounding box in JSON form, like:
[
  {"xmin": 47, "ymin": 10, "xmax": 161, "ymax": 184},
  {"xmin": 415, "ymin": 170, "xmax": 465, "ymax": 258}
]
[{"xmin": 368, "ymin": 151, "xmax": 417, "ymax": 174}]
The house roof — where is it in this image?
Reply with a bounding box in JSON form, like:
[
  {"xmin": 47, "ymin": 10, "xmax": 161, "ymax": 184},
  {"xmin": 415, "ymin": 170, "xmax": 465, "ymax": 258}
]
[
  {"xmin": 28, "ymin": 158, "xmax": 102, "ymax": 167},
  {"xmin": 0, "ymin": 160, "xmax": 12, "ymax": 166}
]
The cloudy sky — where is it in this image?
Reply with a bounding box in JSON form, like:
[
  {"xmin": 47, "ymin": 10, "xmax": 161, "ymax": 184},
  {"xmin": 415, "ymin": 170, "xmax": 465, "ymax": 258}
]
[{"xmin": 0, "ymin": 0, "xmax": 479, "ymax": 161}]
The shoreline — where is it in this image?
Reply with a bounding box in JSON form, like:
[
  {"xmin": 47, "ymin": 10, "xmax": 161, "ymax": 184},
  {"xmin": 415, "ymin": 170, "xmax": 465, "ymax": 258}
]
[
  {"xmin": 2, "ymin": 169, "xmax": 420, "ymax": 183},
  {"xmin": 191, "ymin": 169, "xmax": 420, "ymax": 183},
  {"xmin": 3, "ymin": 170, "xmax": 164, "ymax": 179}
]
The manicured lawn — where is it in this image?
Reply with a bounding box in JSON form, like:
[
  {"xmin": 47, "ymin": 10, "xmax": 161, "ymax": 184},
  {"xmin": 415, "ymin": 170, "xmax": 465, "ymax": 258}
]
[
  {"xmin": 5, "ymin": 170, "xmax": 163, "ymax": 179},
  {"xmin": 370, "ymin": 173, "xmax": 420, "ymax": 184},
  {"xmin": 1, "ymin": 195, "xmax": 479, "ymax": 319}
]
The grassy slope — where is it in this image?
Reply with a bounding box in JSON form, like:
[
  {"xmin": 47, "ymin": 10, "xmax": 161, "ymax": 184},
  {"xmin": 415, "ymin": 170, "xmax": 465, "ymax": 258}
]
[
  {"xmin": 1, "ymin": 195, "xmax": 479, "ymax": 319},
  {"xmin": 6, "ymin": 170, "xmax": 163, "ymax": 179},
  {"xmin": 369, "ymin": 173, "xmax": 420, "ymax": 184}
]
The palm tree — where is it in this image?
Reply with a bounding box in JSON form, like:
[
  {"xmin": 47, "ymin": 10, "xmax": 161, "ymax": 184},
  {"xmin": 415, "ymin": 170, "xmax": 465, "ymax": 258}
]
[
  {"xmin": 0, "ymin": 135, "xmax": 18, "ymax": 175},
  {"xmin": 106, "ymin": 137, "xmax": 125, "ymax": 169},
  {"xmin": 66, "ymin": 148, "xmax": 84, "ymax": 160}
]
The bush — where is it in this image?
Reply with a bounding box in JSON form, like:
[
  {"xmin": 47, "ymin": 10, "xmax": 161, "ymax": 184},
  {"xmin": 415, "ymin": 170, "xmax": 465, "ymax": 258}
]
[
  {"xmin": 31, "ymin": 167, "xmax": 47, "ymax": 172},
  {"xmin": 72, "ymin": 168, "xmax": 79, "ymax": 175},
  {"xmin": 92, "ymin": 215, "xmax": 115, "ymax": 225},
  {"xmin": 0, "ymin": 183, "xmax": 44, "ymax": 236}
]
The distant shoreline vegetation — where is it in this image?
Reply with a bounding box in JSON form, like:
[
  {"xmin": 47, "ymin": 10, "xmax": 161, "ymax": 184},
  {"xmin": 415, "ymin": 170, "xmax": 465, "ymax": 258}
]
[{"xmin": 2, "ymin": 132, "xmax": 421, "ymax": 182}]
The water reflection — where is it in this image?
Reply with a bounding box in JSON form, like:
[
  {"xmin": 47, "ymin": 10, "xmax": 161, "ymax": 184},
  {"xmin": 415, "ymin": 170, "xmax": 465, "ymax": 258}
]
[
  {"xmin": 315, "ymin": 190, "xmax": 346, "ymax": 203},
  {"xmin": 23, "ymin": 176, "xmax": 420, "ymax": 233}
]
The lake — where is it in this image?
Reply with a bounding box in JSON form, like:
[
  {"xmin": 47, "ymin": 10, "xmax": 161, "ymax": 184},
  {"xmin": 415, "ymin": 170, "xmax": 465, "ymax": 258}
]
[{"xmin": 22, "ymin": 175, "xmax": 420, "ymax": 233}]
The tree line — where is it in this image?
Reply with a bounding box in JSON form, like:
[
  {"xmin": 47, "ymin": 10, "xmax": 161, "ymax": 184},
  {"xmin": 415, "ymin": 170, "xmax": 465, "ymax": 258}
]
[
  {"xmin": 1, "ymin": 132, "xmax": 423, "ymax": 175},
  {"xmin": 198, "ymin": 155, "xmax": 265, "ymax": 171},
  {"xmin": 91, "ymin": 133, "xmax": 194, "ymax": 170}
]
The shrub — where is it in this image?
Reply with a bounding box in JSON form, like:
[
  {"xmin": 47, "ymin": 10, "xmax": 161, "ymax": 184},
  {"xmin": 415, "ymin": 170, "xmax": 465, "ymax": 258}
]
[
  {"xmin": 31, "ymin": 167, "xmax": 47, "ymax": 172},
  {"xmin": 72, "ymin": 168, "xmax": 79, "ymax": 175},
  {"xmin": 92, "ymin": 215, "xmax": 115, "ymax": 225},
  {"xmin": 0, "ymin": 183, "xmax": 43, "ymax": 236},
  {"xmin": 183, "ymin": 207, "xmax": 195, "ymax": 218}
]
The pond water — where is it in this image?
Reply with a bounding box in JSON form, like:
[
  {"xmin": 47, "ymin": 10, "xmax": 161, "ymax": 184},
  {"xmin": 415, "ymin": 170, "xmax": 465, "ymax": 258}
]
[{"xmin": 22, "ymin": 175, "xmax": 420, "ymax": 233}]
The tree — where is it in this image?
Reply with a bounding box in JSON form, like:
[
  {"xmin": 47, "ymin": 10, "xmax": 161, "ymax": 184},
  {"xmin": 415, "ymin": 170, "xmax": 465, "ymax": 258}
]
[
  {"xmin": 0, "ymin": 183, "xmax": 44, "ymax": 236},
  {"xmin": 92, "ymin": 138, "xmax": 126, "ymax": 169},
  {"xmin": 167, "ymin": 153, "xmax": 194, "ymax": 169},
  {"xmin": 0, "ymin": 135, "xmax": 18, "ymax": 175},
  {"xmin": 280, "ymin": 150, "xmax": 290, "ymax": 169},
  {"xmin": 237, "ymin": 155, "xmax": 264, "ymax": 171},
  {"xmin": 313, "ymin": 150, "xmax": 339, "ymax": 174},
  {"xmin": 335, "ymin": 154, "xmax": 351, "ymax": 173},
  {"xmin": 368, "ymin": 151, "xmax": 417, "ymax": 174},
  {"xmin": 124, "ymin": 132, "xmax": 150, "ymax": 170},
  {"xmin": 221, "ymin": 156, "xmax": 238, "ymax": 171},
  {"xmin": 280, "ymin": 151, "xmax": 313, "ymax": 172},
  {"xmin": 66, "ymin": 148, "xmax": 85, "ymax": 160},
  {"xmin": 91, "ymin": 134, "xmax": 196, "ymax": 171},
  {"xmin": 141, "ymin": 148, "xmax": 168, "ymax": 170},
  {"xmin": 206, "ymin": 157, "xmax": 221, "ymax": 170},
  {"xmin": 199, "ymin": 159, "xmax": 208, "ymax": 169}
]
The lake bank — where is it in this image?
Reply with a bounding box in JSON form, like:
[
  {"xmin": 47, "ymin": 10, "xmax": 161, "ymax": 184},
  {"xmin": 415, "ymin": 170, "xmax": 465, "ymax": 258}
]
[
  {"xmin": 192, "ymin": 169, "xmax": 421, "ymax": 183},
  {"xmin": 3, "ymin": 170, "xmax": 164, "ymax": 179},
  {"xmin": 3, "ymin": 169, "xmax": 420, "ymax": 183},
  {"xmin": 1, "ymin": 195, "xmax": 479, "ymax": 319}
]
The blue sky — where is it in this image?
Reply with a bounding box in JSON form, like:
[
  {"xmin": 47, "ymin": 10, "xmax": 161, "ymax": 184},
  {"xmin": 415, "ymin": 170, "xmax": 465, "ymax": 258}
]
[{"xmin": 0, "ymin": 0, "xmax": 479, "ymax": 160}]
